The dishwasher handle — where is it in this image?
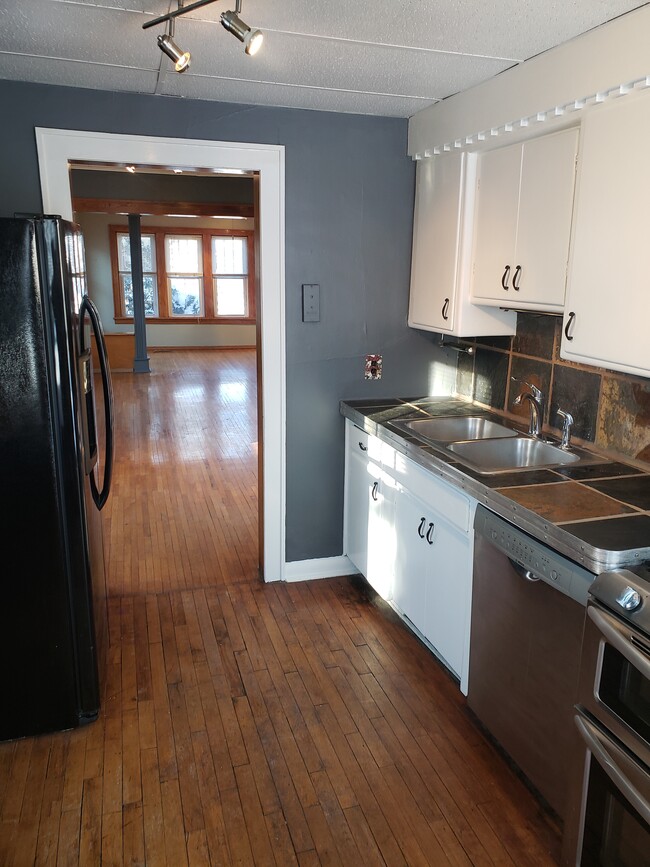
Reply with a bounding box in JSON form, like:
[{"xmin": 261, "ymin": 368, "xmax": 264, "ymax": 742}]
[{"xmin": 508, "ymin": 557, "xmax": 540, "ymax": 582}]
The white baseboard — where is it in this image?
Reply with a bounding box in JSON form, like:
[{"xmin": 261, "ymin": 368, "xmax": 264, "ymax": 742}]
[{"xmin": 283, "ymin": 555, "xmax": 357, "ymax": 583}]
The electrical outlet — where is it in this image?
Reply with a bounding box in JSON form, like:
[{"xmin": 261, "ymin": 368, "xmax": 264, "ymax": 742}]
[{"xmin": 365, "ymin": 354, "xmax": 382, "ymax": 380}]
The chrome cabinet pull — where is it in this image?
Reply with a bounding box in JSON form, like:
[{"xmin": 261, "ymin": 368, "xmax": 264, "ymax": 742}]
[
  {"xmin": 358, "ymin": 441, "xmax": 367, "ymax": 451},
  {"xmin": 417, "ymin": 517, "xmax": 426, "ymax": 539},
  {"xmin": 501, "ymin": 265, "xmax": 511, "ymax": 290},
  {"xmin": 371, "ymin": 481, "xmax": 379, "ymax": 502},
  {"xmin": 441, "ymin": 297, "xmax": 450, "ymax": 320},
  {"xmin": 564, "ymin": 311, "xmax": 576, "ymax": 341},
  {"xmin": 426, "ymin": 522, "xmax": 435, "ymax": 545},
  {"xmin": 512, "ymin": 265, "xmax": 521, "ymax": 291}
]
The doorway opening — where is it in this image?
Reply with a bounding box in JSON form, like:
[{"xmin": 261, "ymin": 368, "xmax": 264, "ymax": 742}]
[
  {"xmin": 36, "ymin": 128, "xmax": 286, "ymax": 582},
  {"xmin": 70, "ymin": 164, "xmax": 261, "ymax": 592}
]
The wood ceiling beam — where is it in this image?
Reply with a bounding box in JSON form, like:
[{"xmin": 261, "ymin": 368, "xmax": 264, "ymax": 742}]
[{"xmin": 72, "ymin": 197, "xmax": 254, "ymax": 218}]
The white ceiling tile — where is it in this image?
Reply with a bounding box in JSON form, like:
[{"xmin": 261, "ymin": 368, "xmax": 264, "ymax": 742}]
[
  {"xmin": 161, "ymin": 71, "xmax": 436, "ymax": 116},
  {"xmin": 0, "ymin": 51, "xmax": 160, "ymax": 92},
  {"xmin": 0, "ymin": 0, "xmax": 646, "ymax": 116}
]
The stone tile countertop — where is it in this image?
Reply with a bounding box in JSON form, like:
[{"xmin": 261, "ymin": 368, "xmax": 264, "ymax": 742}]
[{"xmin": 340, "ymin": 396, "xmax": 650, "ymax": 573}]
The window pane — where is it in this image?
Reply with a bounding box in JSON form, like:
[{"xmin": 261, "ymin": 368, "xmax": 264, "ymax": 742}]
[
  {"xmin": 170, "ymin": 277, "xmax": 202, "ymax": 315},
  {"xmin": 212, "ymin": 236, "xmax": 246, "ymax": 275},
  {"xmin": 118, "ymin": 233, "xmax": 156, "ymax": 272},
  {"xmin": 214, "ymin": 277, "xmax": 247, "ymax": 316},
  {"xmin": 122, "ymin": 274, "xmax": 158, "ymax": 317},
  {"xmin": 141, "ymin": 236, "xmax": 155, "ymax": 272},
  {"xmin": 166, "ymin": 236, "xmax": 201, "ymax": 273}
]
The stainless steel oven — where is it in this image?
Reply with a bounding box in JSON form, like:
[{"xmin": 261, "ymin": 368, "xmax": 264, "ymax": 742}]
[{"xmin": 563, "ymin": 567, "xmax": 650, "ymax": 866}]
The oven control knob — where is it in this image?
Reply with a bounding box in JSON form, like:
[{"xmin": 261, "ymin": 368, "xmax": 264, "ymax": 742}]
[{"xmin": 616, "ymin": 586, "xmax": 642, "ymax": 611}]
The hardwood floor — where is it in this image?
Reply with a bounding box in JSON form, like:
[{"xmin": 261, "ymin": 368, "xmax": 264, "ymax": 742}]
[{"xmin": 0, "ymin": 349, "xmax": 561, "ymax": 866}]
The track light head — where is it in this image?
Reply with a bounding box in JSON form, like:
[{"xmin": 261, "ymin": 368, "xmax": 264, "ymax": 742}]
[
  {"xmin": 157, "ymin": 33, "xmax": 191, "ymax": 72},
  {"xmin": 220, "ymin": 10, "xmax": 263, "ymax": 56}
]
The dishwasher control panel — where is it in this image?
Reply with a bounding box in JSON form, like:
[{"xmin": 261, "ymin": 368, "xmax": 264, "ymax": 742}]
[{"xmin": 475, "ymin": 506, "xmax": 595, "ymax": 605}]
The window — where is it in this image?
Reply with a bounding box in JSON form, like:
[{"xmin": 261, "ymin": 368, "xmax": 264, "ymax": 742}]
[
  {"xmin": 115, "ymin": 232, "xmax": 158, "ymax": 317},
  {"xmin": 212, "ymin": 236, "xmax": 248, "ymax": 317},
  {"xmin": 165, "ymin": 235, "xmax": 203, "ymax": 316},
  {"xmin": 110, "ymin": 225, "xmax": 255, "ymax": 323}
]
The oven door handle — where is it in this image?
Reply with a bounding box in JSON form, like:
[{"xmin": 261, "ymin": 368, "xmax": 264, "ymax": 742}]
[
  {"xmin": 575, "ymin": 713, "xmax": 650, "ymax": 825},
  {"xmin": 588, "ymin": 605, "xmax": 650, "ymax": 681}
]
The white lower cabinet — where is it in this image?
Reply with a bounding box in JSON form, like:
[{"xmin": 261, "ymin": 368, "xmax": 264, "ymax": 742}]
[
  {"xmin": 344, "ymin": 425, "xmax": 395, "ymax": 600},
  {"xmin": 392, "ymin": 472, "xmax": 473, "ymax": 690},
  {"xmin": 344, "ymin": 420, "xmax": 475, "ymax": 693}
]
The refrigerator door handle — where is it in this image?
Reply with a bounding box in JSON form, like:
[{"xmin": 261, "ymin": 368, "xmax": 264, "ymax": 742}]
[{"xmin": 79, "ymin": 296, "xmax": 114, "ymax": 511}]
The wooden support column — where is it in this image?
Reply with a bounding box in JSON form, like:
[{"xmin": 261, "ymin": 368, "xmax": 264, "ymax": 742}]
[{"xmin": 128, "ymin": 214, "xmax": 151, "ymax": 374}]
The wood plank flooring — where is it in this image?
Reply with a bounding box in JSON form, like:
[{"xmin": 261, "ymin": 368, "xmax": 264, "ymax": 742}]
[{"xmin": 0, "ymin": 349, "xmax": 561, "ymax": 865}]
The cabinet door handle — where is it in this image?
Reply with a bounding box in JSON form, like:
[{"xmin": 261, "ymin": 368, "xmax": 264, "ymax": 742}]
[
  {"xmin": 358, "ymin": 441, "xmax": 368, "ymax": 451},
  {"xmin": 501, "ymin": 265, "xmax": 511, "ymax": 291},
  {"xmin": 426, "ymin": 522, "xmax": 435, "ymax": 545},
  {"xmin": 371, "ymin": 481, "xmax": 379, "ymax": 502},
  {"xmin": 417, "ymin": 517, "xmax": 427, "ymax": 539},
  {"xmin": 441, "ymin": 297, "xmax": 450, "ymax": 320},
  {"xmin": 512, "ymin": 265, "xmax": 521, "ymax": 291},
  {"xmin": 564, "ymin": 311, "xmax": 576, "ymax": 341}
]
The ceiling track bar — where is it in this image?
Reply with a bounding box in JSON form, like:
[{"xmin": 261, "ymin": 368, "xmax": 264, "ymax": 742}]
[{"xmin": 143, "ymin": 0, "xmax": 235, "ymax": 30}]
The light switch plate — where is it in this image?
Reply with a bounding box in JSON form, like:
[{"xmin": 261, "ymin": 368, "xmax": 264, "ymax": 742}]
[{"xmin": 302, "ymin": 284, "xmax": 320, "ymax": 322}]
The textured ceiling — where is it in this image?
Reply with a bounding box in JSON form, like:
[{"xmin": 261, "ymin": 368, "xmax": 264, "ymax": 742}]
[{"xmin": 0, "ymin": 0, "xmax": 646, "ymax": 117}]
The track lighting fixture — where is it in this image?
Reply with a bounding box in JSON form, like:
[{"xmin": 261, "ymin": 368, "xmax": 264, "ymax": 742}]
[
  {"xmin": 157, "ymin": 33, "xmax": 191, "ymax": 73},
  {"xmin": 220, "ymin": 10, "xmax": 263, "ymax": 56},
  {"xmin": 143, "ymin": 0, "xmax": 263, "ymax": 71}
]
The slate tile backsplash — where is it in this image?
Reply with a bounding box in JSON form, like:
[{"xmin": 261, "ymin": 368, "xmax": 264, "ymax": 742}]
[{"xmin": 455, "ymin": 312, "xmax": 650, "ymax": 465}]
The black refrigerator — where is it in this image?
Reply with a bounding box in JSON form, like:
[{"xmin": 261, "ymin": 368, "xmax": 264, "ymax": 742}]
[{"xmin": 0, "ymin": 216, "xmax": 114, "ymax": 741}]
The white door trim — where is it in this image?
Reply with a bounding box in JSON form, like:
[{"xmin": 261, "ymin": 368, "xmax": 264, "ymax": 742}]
[{"xmin": 35, "ymin": 127, "xmax": 286, "ymax": 582}]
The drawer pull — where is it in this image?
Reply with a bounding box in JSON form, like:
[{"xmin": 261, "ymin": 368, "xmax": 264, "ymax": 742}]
[
  {"xmin": 358, "ymin": 441, "xmax": 368, "ymax": 451},
  {"xmin": 512, "ymin": 264, "xmax": 521, "ymax": 291},
  {"xmin": 501, "ymin": 265, "xmax": 511, "ymax": 291},
  {"xmin": 371, "ymin": 481, "xmax": 379, "ymax": 502},
  {"xmin": 426, "ymin": 522, "xmax": 435, "ymax": 545},
  {"xmin": 441, "ymin": 297, "xmax": 450, "ymax": 320},
  {"xmin": 417, "ymin": 517, "xmax": 427, "ymax": 539}
]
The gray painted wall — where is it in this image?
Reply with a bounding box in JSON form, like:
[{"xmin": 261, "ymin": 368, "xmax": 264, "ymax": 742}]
[{"xmin": 0, "ymin": 79, "xmax": 456, "ymax": 563}]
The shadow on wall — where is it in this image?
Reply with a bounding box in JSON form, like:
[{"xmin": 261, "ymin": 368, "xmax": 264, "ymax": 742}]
[{"xmin": 454, "ymin": 312, "xmax": 650, "ymax": 465}]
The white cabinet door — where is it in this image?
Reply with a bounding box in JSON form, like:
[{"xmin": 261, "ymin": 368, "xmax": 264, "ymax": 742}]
[
  {"xmin": 392, "ymin": 484, "xmax": 431, "ymax": 636},
  {"xmin": 471, "ymin": 142, "xmax": 521, "ymax": 304},
  {"xmin": 392, "ymin": 481, "xmax": 472, "ymax": 680},
  {"xmin": 423, "ymin": 516, "xmax": 470, "ymax": 681},
  {"xmin": 561, "ymin": 91, "xmax": 650, "ymax": 377},
  {"xmin": 471, "ymin": 128, "xmax": 578, "ymax": 312},
  {"xmin": 408, "ymin": 154, "xmax": 516, "ymax": 338},
  {"xmin": 515, "ymin": 128, "xmax": 579, "ymax": 310},
  {"xmin": 344, "ymin": 424, "xmax": 395, "ymax": 600},
  {"xmin": 344, "ymin": 442, "xmax": 375, "ymax": 578}
]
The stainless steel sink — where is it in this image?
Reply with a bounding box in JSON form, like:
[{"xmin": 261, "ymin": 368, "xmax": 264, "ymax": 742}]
[
  {"xmin": 397, "ymin": 416, "xmax": 518, "ymax": 443},
  {"xmin": 447, "ymin": 436, "xmax": 583, "ymax": 473}
]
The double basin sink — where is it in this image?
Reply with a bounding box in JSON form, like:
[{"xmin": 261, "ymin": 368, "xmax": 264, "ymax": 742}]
[{"xmin": 394, "ymin": 415, "xmax": 605, "ymax": 475}]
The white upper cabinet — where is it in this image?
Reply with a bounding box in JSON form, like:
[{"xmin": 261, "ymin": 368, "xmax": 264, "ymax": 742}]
[
  {"xmin": 561, "ymin": 89, "xmax": 650, "ymax": 377},
  {"xmin": 471, "ymin": 127, "xmax": 579, "ymax": 312},
  {"xmin": 408, "ymin": 152, "xmax": 516, "ymax": 338}
]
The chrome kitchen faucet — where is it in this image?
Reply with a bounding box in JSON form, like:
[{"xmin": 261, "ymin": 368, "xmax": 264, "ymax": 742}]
[{"xmin": 512, "ymin": 377, "xmax": 545, "ymax": 437}]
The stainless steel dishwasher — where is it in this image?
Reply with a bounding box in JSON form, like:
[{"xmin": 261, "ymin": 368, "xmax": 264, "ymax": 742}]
[{"xmin": 469, "ymin": 505, "xmax": 595, "ymax": 820}]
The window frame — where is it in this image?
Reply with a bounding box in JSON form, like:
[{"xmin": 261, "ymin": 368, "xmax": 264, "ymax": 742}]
[
  {"xmin": 113, "ymin": 230, "xmax": 159, "ymax": 318},
  {"xmin": 110, "ymin": 224, "xmax": 256, "ymax": 324}
]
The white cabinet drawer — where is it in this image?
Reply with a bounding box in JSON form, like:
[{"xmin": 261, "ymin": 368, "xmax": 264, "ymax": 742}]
[
  {"xmin": 348, "ymin": 424, "xmax": 395, "ymax": 466},
  {"xmin": 391, "ymin": 451, "xmax": 471, "ymax": 533}
]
